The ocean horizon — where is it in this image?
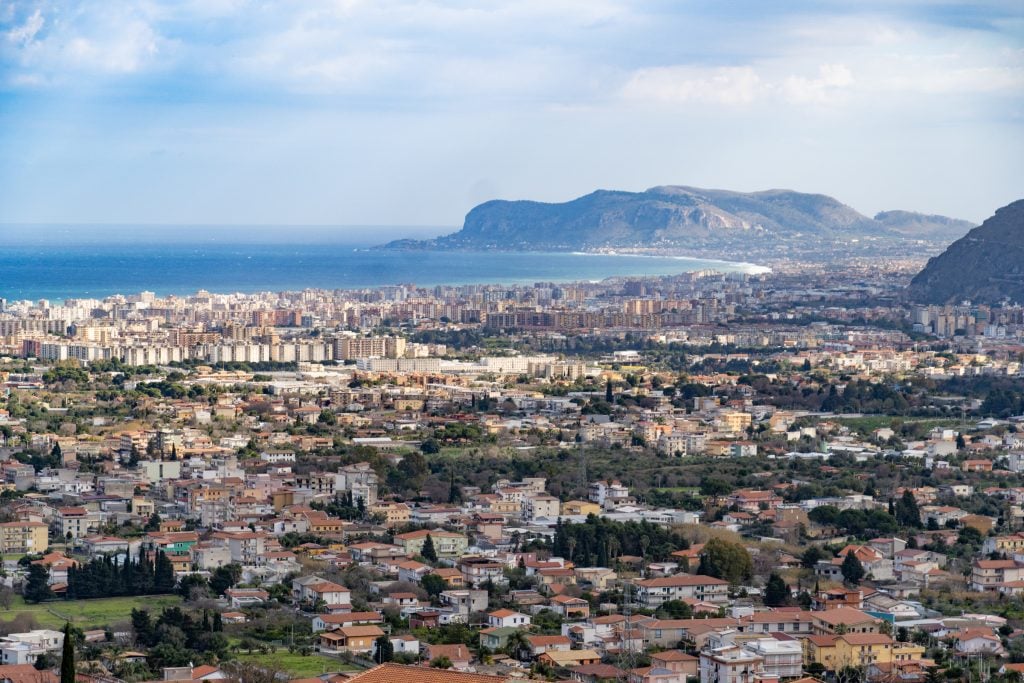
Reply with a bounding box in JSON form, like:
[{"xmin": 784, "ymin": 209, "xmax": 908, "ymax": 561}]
[{"xmin": 0, "ymin": 232, "xmax": 768, "ymax": 303}]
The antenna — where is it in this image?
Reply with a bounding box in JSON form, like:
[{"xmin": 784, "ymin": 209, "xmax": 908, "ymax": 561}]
[
  {"xmin": 578, "ymin": 439, "xmax": 587, "ymax": 497},
  {"xmin": 620, "ymin": 577, "xmax": 638, "ymax": 679}
]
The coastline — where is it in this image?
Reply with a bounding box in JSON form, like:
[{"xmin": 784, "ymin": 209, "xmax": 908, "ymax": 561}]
[{"xmin": 0, "ymin": 245, "xmax": 769, "ymax": 304}]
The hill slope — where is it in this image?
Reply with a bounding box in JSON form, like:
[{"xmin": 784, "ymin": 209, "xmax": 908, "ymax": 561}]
[
  {"xmin": 907, "ymin": 199, "xmax": 1024, "ymax": 304},
  {"xmin": 385, "ymin": 186, "xmax": 972, "ymax": 252}
]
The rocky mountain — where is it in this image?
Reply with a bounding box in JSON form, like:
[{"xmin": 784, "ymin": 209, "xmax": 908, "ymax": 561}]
[
  {"xmin": 384, "ymin": 186, "xmax": 973, "ymax": 252},
  {"xmin": 874, "ymin": 210, "xmax": 976, "ymax": 242},
  {"xmin": 907, "ymin": 199, "xmax": 1024, "ymax": 304}
]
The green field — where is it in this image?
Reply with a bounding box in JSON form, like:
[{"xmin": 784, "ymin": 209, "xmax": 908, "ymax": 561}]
[
  {"xmin": 234, "ymin": 651, "xmax": 362, "ymax": 677},
  {"xmin": 3, "ymin": 594, "xmax": 182, "ymax": 629}
]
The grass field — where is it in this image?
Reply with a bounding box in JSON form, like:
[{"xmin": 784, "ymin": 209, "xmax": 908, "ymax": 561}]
[
  {"xmin": 234, "ymin": 651, "xmax": 362, "ymax": 677},
  {"xmin": 3, "ymin": 594, "xmax": 182, "ymax": 629}
]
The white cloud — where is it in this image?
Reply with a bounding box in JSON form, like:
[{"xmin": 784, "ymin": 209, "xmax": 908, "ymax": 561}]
[
  {"xmin": 781, "ymin": 63, "xmax": 854, "ymax": 104},
  {"xmin": 621, "ymin": 66, "xmax": 764, "ymax": 106},
  {"xmin": 5, "ymin": 7, "xmax": 42, "ymax": 46}
]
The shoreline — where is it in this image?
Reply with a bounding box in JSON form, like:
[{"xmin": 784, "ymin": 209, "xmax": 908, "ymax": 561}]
[{"xmin": 0, "ymin": 247, "xmax": 769, "ymax": 305}]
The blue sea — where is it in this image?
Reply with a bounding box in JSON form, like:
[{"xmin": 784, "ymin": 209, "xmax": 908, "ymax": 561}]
[{"xmin": 0, "ymin": 231, "xmax": 767, "ymax": 302}]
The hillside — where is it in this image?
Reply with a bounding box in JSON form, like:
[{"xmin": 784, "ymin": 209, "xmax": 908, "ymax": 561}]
[
  {"xmin": 907, "ymin": 199, "xmax": 1024, "ymax": 304},
  {"xmin": 384, "ymin": 186, "xmax": 972, "ymax": 253}
]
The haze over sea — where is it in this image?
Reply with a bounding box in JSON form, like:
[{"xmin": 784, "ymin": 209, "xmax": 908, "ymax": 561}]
[{"xmin": 0, "ymin": 225, "xmax": 767, "ymax": 302}]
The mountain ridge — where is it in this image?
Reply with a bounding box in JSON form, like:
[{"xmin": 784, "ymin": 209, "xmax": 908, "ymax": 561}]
[
  {"xmin": 383, "ymin": 186, "xmax": 974, "ymax": 252},
  {"xmin": 907, "ymin": 199, "xmax": 1024, "ymax": 305}
]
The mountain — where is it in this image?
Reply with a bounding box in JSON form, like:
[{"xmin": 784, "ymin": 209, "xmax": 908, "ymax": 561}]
[
  {"xmin": 384, "ymin": 186, "xmax": 973, "ymax": 252},
  {"xmin": 907, "ymin": 199, "xmax": 1024, "ymax": 304},
  {"xmin": 873, "ymin": 210, "xmax": 976, "ymax": 242}
]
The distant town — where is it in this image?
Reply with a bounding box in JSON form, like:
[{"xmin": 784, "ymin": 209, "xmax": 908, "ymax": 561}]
[{"xmin": 0, "ymin": 261, "xmax": 1022, "ymax": 683}]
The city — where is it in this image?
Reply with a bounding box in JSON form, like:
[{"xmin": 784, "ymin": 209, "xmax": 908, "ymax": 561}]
[{"xmin": 0, "ymin": 259, "xmax": 1021, "ymax": 682}]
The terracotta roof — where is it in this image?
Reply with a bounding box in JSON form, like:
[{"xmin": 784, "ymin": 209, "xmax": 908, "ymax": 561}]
[{"xmin": 346, "ymin": 664, "xmax": 505, "ymax": 682}]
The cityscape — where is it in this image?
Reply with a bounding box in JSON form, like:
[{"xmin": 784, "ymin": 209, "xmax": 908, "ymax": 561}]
[{"xmin": 1, "ymin": 1, "xmax": 1023, "ymax": 683}]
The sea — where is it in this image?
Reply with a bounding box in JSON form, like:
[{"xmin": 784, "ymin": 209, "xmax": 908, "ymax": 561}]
[{"xmin": 0, "ymin": 227, "xmax": 768, "ymax": 302}]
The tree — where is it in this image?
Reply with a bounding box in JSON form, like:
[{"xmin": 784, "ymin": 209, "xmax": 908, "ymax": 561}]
[
  {"xmin": 421, "ymin": 534, "xmax": 438, "ymax": 563},
  {"xmin": 656, "ymin": 600, "xmax": 693, "ymax": 619},
  {"xmin": 374, "ymin": 635, "xmax": 394, "ymax": 664},
  {"xmin": 697, "ymin": 538, "xmax": 753, "ymax": 585},
  {"xmin": 895, "ymin": 490, "xmax": 922, "ymax": 528},
  {"xmin": 24, "ymin": 563, "xmax": 54, "ymax": 603},
  {"xmin": 841, "ymin": 551, "xmax": 865, "ymax": 585},
  {"xmin": 801, "ymin": 546, "xmax": 828, "ymax": 569},
  {"xmin": 145, "ymin": 512, "xmax": 162, "ymax": 532},
  {"xmin": 764, "ymin": 573, "xmax": 790, "ymax": 607},
  {"xmin": 606, "ymin": 379, "xmax": 613, "ymax": 403},
  {"xmin": 154, "ymin": 551, "xmax": 176, "ymax": 593},
  {"xmin": 420, "ymin": 438, "xmax": 440, "ymax": 455},
  {"xmin": 183, "ymin": 572, "xmax": 210, "ymax": 603},
  {"xmin": 430, "ymin": 656, "xmax": 453, "ymax": 669},
  {"xmin": 61, "ymin": 622, "xmax": 75, "ymax": 683},
  {"xmin": 421, "ymin": 573, "xmax": 447, "ymax": 598},
  {"xmin": 210, "ymin": 564, "xmax": 242, "ymax": 596}
]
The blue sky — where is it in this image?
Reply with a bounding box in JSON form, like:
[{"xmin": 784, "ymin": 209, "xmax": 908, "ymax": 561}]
[{"xmin": 0, "ymin": 1, "xmax": 1021, "ymax": 230}]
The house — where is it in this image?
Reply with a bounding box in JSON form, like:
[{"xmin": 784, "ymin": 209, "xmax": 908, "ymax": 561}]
[
  {"xmin": 954, "ymin": 628, "xmax": 1004, "ymax": 656},
  {"xmin": 650, "ymin": 650, "xmax": 699, "ymax": 678},
  {"xmin": 806, "ymin": 633, "xmax": 895, "ymax": 669},
  {"xmin": 0, "ymin": 664, "xmax": 58, "ymax": 683},
  {"xmin": 742, "ymin": 638, "xmax": 803, "ymax": 679},
  {"xmin": 425, "ymin": 643, "xmax": 473, "ymax": 670},
  {"xmin": 971, "ymin": 559, "xmax": 1024, "ymax": 592},
  {"xmin": 487, "ymin": 609, "xmax": 530, "ymax": 628},
  {"xmin": 538, "ymin": 648, "xmax": 602, "ymax": 668},
  {"xmin": 394, "ymin": 529, "xmax": 468, "ymax": 559},
  {"xmin": 0, "ymin": 630, "xmax": 64, "ymax": 666},
  {"xmin": 549, "ymin": 594, "xmax": 591, "ymax": 620},
  {"xmin": 317, "ymin": 624, "xmax": 384, "ymax": 654},
  {"xmin": 727, "ymin": 489, "xmax": 782, "ymax": 513},
  {"xmin": 810, "ymin": 608, "xmax": 881, "ymax": 635},
  {"xmin": 698, "ymin": 644, "xmax": 765, "ymax": 683},
  {"xmin": 457, "ymin": 557, "xmax": 506, "ymax": 588},
  {"xmin": 312, "ymin": 611, "xmax": 384, "ymax": 632},
  {"xmin": 479, "ymin": 626, "xmax": 520, "ymax": 653},
  {"xmin": 523, "ymin": 634, "xmax": 572, "ymax": 659},
  {"xmin": 439, "ymin": 590, "xmax": 490, "ymax": 619},
  {"xmin": 383, "ymin": 592, "xmax": 421, "ymax": 611},
  {"xmin": 572, "ymin": 663, "xmax": 630, "ymax": 682},
  {"xmin": 224, "ymin": 588, "xmax": 269, "ymax": 608},
  {"xmin": 632, "ymin": 574, "xmax": 730, "ymax": 607},
  {"xmin": 397, "ymin": 560, "xmax": 433, "ymax": 584},
  {"xmin": 292, "ymin": 575, "xmax": 352, "ymax": 608}
]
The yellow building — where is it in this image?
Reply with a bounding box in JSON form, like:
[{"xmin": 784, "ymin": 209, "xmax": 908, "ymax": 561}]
[
  {"xmin": 370, "ymin": 502, "xmax": 411, "ymax": 526},
  {"xmin": 561, "ymin": 500, "xmax": 601, "ymax": 516},
  {"xmin": 394, "ymin": 529, "xmax": 468, "ymax": 558},
  {"xmin": 893, "ymin": 643, "xmax": 926, "ymax": 662},
  {"xmin": 0, "ymin": 521, "xmax": 49, "ymax": 554},
  {"xmin": 806, "ymin": 633, "xmax": 895, "ymax": 670},
  {"xmin": 719, "ymin": 411, "xmax": 753, "ymax": 433}
]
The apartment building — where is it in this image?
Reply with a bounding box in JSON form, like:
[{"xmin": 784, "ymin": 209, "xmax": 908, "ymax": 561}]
[
  {"xmin": 0, "ymin": 521, "xmax": 47, "ymax": 554},
  {"xmin": 633, "ymin": 574, "xmax": 730, "ymax": 607}
]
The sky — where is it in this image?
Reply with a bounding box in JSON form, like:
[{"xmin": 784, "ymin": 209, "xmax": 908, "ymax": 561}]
[{"xmin": 0, "ymin": 1, "xmax": 1022, "ymax": 232}]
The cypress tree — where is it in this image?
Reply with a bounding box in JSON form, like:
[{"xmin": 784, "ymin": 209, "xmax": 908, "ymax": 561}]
[
  {"xmin": 421, "ymin": 534, "xmax": 438, "ymax": 563},
  {"xmin": 60, "ymin": 622, "xmax": 75, "ymax": 683},
  {"xmin": 841, "ymin": 551, "xmax": 865, "ymax": 585}
]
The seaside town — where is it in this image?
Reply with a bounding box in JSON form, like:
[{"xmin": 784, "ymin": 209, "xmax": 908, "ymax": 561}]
[{"xmin": 0, "ymin": 265, "xmax": 1021, "ymax": 683}]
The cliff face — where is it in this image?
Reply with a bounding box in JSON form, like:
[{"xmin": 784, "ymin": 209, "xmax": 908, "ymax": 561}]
[
  {"xmin": 384, "ymin": 186, "xmax": 973, "ymax": 252},
  {"xmin": 908, "ymin": 199, "xmax": 1024, "ymax": 304}
]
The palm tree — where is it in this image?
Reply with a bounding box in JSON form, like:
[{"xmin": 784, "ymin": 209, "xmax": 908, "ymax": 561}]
[{"xmin": 504, "ymin": 629, "xmax": 532, "ymax": 662}]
